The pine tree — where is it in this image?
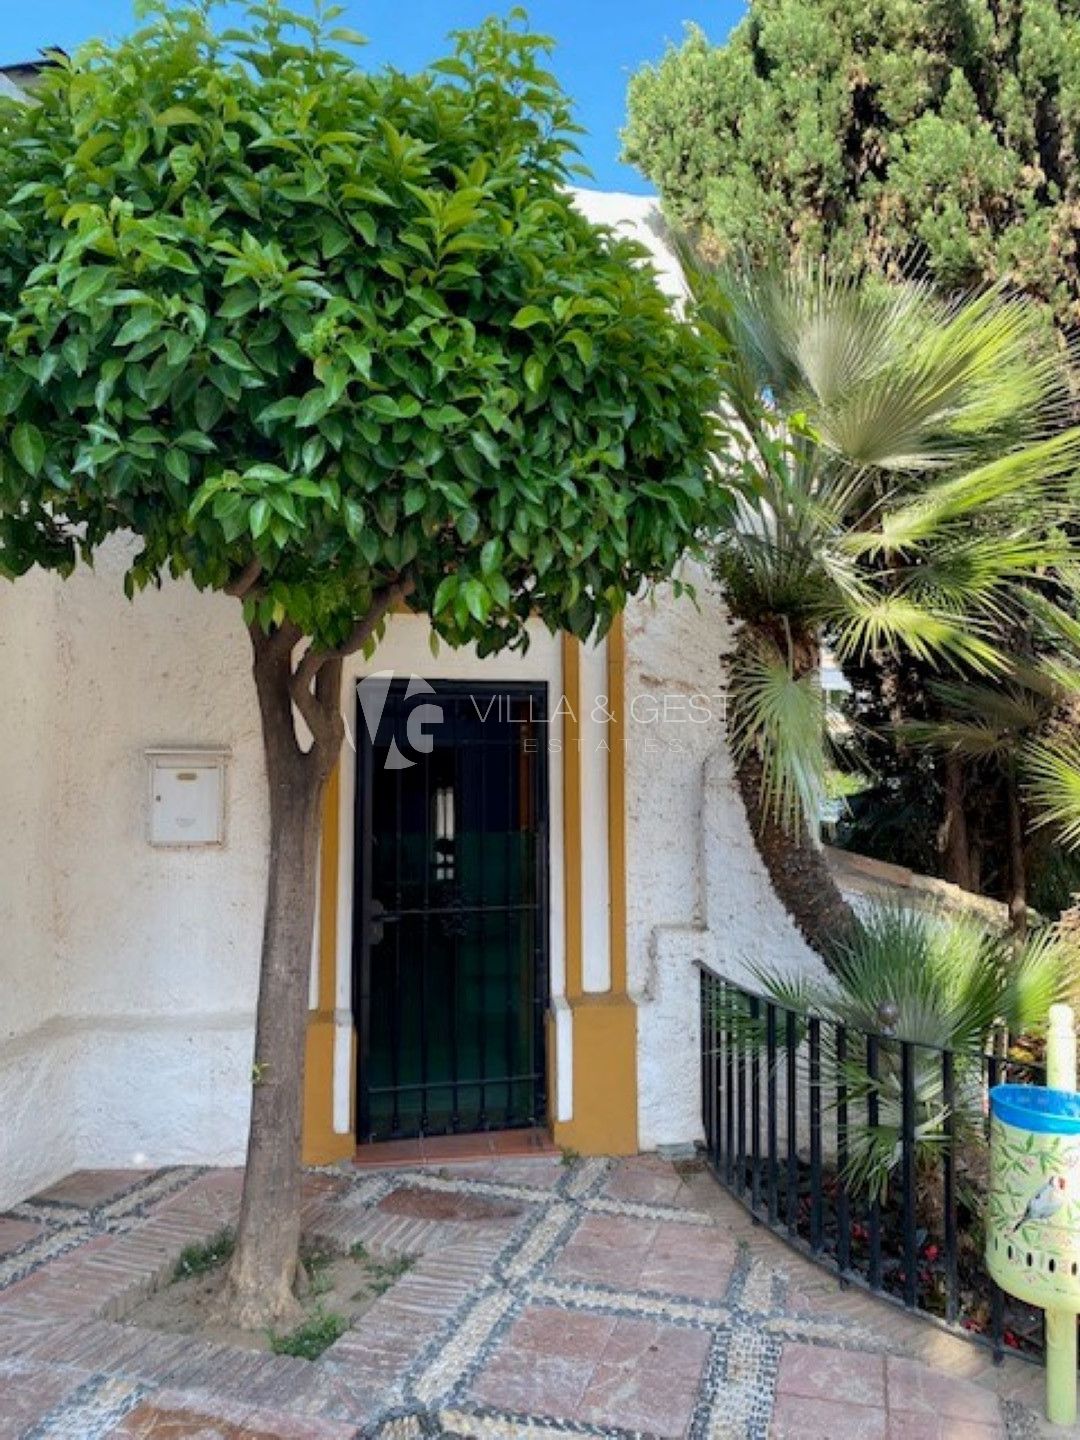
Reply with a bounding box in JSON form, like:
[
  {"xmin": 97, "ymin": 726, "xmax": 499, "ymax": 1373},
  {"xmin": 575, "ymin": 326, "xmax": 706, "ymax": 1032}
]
[{"xmin": 625, "ymin": 0, "xmax": 1080, "ymax": 328}]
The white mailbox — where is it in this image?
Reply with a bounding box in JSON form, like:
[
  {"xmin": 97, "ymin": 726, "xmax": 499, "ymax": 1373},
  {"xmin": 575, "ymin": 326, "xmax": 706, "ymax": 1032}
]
[{"xmin": 147, "ymin": 748, "xmax": 229, "ymax": 847}]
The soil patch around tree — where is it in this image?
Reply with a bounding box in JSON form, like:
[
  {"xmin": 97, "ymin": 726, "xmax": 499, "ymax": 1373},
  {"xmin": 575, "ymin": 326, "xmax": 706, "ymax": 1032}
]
[{"xmin": 125, "ymin": 1230, "xmax": 415, "ymax": 1358}]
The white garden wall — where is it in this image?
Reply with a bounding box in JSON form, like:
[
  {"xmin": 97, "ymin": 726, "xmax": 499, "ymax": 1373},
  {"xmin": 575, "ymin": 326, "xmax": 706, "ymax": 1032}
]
[{"xmin": 0, "ymin": 541, "xmax": 265, "ymax": 1206}]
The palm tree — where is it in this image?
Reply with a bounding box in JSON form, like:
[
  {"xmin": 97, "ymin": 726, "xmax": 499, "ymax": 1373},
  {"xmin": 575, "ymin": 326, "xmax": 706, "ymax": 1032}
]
[
  {"xmin": 749, "ymin": 904, "xmax": 1072, "ymax": 1200},
  {"xmin": 684, "ymin": 257, "xmax": 1080, "ymax": 957},
  {"xmin": 898, "ymin": 670, "xmax": 1060, "ymax": 935}
]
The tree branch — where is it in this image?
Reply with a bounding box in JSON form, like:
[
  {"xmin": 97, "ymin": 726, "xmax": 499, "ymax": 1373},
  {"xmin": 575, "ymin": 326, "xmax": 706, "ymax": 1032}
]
[
  {"xmin": 287, "ymin": 576, "xmax": 415, "ymax": 761},
  {"xmin": 226, "ymin": 557, "xmax": 264, "ymax": 598},
  {"xmin": 291, "ymin": 576, "xmax": 415, "ymax": 700}
]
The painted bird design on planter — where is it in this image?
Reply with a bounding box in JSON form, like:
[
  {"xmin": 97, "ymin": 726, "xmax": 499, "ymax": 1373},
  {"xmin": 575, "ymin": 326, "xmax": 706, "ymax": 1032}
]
[{"xmin": 1012, "ymin": 1175, "xmax": 1070, "ymax": 1233}]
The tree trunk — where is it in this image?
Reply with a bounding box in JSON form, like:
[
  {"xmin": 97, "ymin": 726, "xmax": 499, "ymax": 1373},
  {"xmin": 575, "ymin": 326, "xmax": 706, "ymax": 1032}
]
[
  {"xmin": 218, "ymin": 626, "xmax": 338, "ymax": 1331},
  {"xmin": 1005, "ymin": 765, "xmax": 1028, "ymax": 940},
  {"xmin": 939, "ymin": 753, "xmax": 973, "ymax": 890},
  {"xmin": 731, "ymin": 625, "xmax": 856, "ymax": 965}
]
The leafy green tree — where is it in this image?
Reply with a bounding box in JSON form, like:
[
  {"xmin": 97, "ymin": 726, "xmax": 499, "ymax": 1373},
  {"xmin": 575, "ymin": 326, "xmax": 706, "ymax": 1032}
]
[
  {"xmin": 0, "ymin": 3, "xmax": 719, "ymax": 1327},
  {"xmin": 625, "ymin": 1, "xmax": 1080, "ymax": 330},
  {"xmin": 682, "ymin": 256, "xmax": 1080, "ymax": 954}
]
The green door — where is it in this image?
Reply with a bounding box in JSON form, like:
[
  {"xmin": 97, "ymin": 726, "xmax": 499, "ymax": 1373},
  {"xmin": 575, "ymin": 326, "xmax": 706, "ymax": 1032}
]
[{"xmin": 354, "ymin": 680, "xmax": 549, "ymax": 1141}]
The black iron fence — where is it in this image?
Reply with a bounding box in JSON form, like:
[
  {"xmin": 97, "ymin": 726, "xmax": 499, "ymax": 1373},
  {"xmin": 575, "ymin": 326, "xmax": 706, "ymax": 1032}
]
[{"xmin": 698, "ymin": 963, "xmax": 1054, "ymax": 1364}]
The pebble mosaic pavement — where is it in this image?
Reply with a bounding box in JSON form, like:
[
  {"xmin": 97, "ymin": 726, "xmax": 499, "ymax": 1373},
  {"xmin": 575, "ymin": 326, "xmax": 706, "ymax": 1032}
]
[{"xmin": 0, "ymin": 1155, "xmax": 1052, "ymax": 1439}]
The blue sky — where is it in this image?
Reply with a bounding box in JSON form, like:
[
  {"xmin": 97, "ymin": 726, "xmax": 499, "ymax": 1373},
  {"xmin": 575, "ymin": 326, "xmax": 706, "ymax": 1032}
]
[{"xmin": 2, "ymin": 2, "xmax": 745, "ymax": 192}]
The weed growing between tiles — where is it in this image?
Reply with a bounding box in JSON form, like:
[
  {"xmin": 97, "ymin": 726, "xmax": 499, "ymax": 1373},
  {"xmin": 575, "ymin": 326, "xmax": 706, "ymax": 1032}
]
[{"xmin": 127, "ymin": 1227, "xmax": 417, "ymax": 1358}]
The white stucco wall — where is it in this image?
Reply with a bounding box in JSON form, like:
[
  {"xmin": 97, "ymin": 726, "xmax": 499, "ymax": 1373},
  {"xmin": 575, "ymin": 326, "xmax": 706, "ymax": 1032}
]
[
  {"xmin": 0, "ymin": 560, "xmax": 828, "ymax": 1197},
  {"xmin": 624, "ymin": 569, "xmax": 830, "ymax": 1152},
  {"xmin": 0, "ymin": 540, "xmax": 266, "ymax": 1206}
]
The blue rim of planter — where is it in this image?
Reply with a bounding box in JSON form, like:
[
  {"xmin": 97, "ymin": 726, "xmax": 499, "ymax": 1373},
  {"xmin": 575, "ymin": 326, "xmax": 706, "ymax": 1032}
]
[{"xmin": 990, "ymin": 1083, "xmax": 1080, "ymax": 1135}]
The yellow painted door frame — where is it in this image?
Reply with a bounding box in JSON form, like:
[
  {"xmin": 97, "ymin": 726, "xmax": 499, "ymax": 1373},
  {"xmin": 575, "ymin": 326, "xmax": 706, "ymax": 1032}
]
[
  {"xmin": 303, "ymin": 766, "xmax": 355, "ymax": 1163},
  {"xmin": 552, "ymin": 618, "xmax": 639, "ymax": 1156},
  {"xmin": 303, "ymin": 617, "xmax": 639, "ymax": 1161}
]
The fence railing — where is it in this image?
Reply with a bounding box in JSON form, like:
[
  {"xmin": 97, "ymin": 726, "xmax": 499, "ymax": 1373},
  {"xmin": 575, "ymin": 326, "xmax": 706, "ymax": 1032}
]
[{"xmin": 698, "ymin": 963, "xmax": 1053, "ymax": 1364}]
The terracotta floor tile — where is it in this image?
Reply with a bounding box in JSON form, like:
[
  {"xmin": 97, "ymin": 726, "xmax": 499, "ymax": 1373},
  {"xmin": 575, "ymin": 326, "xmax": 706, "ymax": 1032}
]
[
  {"xmin": 887, "ymin": 1417, "xmax": 1004, "ymax": 1440},
  {"xmin": 0, "ymin": 1366, "xmax": 90, "ymax": 1439},
  {"xmin": 468, "ymin": 1351, "xmax": 598, "ymax": 1416},
  {"xmin": 770, "ymin": 1393, "xmax": 888, "ymax": 1439},
  {"xmin": 489, "ymin": 1128, "xmax": 557, "ymax": 1155},
  {"xmin": 352, "ymin": 1140, "xmax": 424, "ymax": 1168},
  {"xmin": 553, "ymin": 1213, "xmax": 659, "ymax": 1289},
  {"xmin": 239, "ymin": 1414, "xmax": 358, "ymax": 1440},
  {"xmin": 468, "ymin": 1306, "xmax": 615, "ymax": 1417},
  {"xmin": 107, "ymin": 1401, "xmax": 248, "ymax": 1438},
  {"xmin": 776, "ymin": 1343, "xmax": 887, "ymax": 1409},
  {"xmin": 580, "ymin": 1357, "xmax": 700, "ymax": 1437},
  {"xmin": 0, "ymin": 1216, "xmax": 43, "ymax": 1257},
  {"xmin": 603, "ymin": 1159, "xmax": 689, "ymax": 1206},
  {"xmin": 353, "ymin": 1129, "xmax": 555, "ymax": 1170},
  {"xmin": 578, "ymin": 1319, "xmax": 714, "ymax": 1434},
  {"xmin": 599, "ymin": 1315, "xmax": 713, "ymax": 1381},
  {"xmin": 33, "ymin": 1169, "xmax": 150, "ymax": 1210},
  {"xmin": 642, "ymin": 1222, "xmax": 735, "ymax": 1301},
  {"xmin": 496, "ymin": 1303, "xmax": 618, "ymax": 1361},
  {"xmin": 422, "ymin": 1135, "xmax": 495, "ymax": 1161},
  {"xmin": 885, "ymin": 1357, "xmax": 1003, "ymax": 1425},
  {"xmin": 376, "ymin": 1186, "xmax": 524, "ymax": 1222},
  {"xmin": 578, "ymin": 1316, "xmax": 712, "ymax": 1436},
  {"xmin": 555, "ymin": 1249, "xmax": 656, "ymax": 1291}
]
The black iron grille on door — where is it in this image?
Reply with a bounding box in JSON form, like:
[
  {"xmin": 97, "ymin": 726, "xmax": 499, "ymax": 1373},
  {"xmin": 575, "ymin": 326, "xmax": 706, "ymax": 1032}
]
[{"xmin": 354, "ymin": 680, "xmax": 549, "ymax": 1142}]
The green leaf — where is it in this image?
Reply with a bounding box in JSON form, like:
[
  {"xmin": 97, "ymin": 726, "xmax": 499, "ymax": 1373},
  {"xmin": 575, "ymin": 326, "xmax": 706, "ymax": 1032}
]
[
  {"xmin": 510, "ymin": 305, "xmax": 547, "ymax": 330},
  {"xmin": 258, "ymin": 396, "xmax": 301, "ymax": 423},
  {"xmin": 155, "ymin": 105, "xmax": 202, "ymax": 127},
  {"xmin": 164, "ymin": 448, "xmax": 191, "ymax": 484},
  {"xmin": 296, "ymin": 389, "xmax": 333, "ymax": 428},
  {"xmin": 249, "ymin": 498, "xmax": 272, "ymax": 538},
  {"xmin": 176, "ymin": 431, "xmax": 217, "ymax": 453},
  {"xmin": 244, "ymin": 463, "xmax": 291, "ymax": 483},
  {"xmin": 433, "ymin": 574, "xmax": 458, "ymax": 613},
  {"xmin": 524, "ymin": 356, "xmax": 545, "ymax": 393},
  {"xmin": 364, "ymin": 394, "xmax": 404, "ymax": 422},
  {"xmin": 471, "ymin": 431, "xmax": 501, "ymax": 469},
  {"xmin": 11, "ymin": 422, "xmax": 45, "ymax": 476},
  {"xmin": 462, "ymin": 578, "xmax": 490, "ymax": 622},
  {"xmin": 209, "ymin": 339, "xmax": 256, "ymax": 373},
  {"xmin": 564, "ymin": 330, "xmax": 595, "ymax": 365},
  {"xmin": 218, "ymin": 289, "xmax": 259, "ymax": 319},
  {"xmin": 456, "ymin": 509, "xmax": 480, "ymax": 543},
  {"xmin": 113, "ymin": 312, "xmax": 158, "ymax": 347},
  {"xmin": 69, "ymin": 268, "xmax": 112, "ymax": 306},
  {"xmin": 480, "ymin": 537, "xmax": 502, "ymax": 575}
]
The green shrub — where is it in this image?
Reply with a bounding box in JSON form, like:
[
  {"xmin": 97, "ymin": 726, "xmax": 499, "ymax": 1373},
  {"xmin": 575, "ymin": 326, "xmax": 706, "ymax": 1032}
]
[
  {"xmin": 270, "ymin": 1309, "xmax": 347, "ymax": 1360},
  {"xmin": 173, "ymin": 1228, "xmax": 235, "ymax": 1280}
]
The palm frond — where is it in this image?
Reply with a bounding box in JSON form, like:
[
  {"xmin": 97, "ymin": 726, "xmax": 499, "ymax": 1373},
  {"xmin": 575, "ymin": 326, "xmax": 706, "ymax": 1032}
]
[
  {"xmin": 1024, "ymin": 734, "xmax": 1080, "ymax": 850},
  {"xmin": 745, "ymin": 903, "xmax": 1072, "ymax": 1198},
  {"xmin": 825, "ymin": 284, "xmax": 1070, "ymax": 470},
  {"xmin": 1003, "ymin": 926, "xmax": 1073, "ymax": 1032},
  {"xmin": 727, "ymin": 632, "xmax": 829, "ymax": 834},
  {"xmin": 866, "ymin": 429, "xmax": 1080, "ymax": 552},
  {"xmin": 681, "ymin": 254, "xmax": 1070, "ymax": 473},
  {"xmin": 827, "ymin": 589, "xmax": 1002, "ymax": 672}
]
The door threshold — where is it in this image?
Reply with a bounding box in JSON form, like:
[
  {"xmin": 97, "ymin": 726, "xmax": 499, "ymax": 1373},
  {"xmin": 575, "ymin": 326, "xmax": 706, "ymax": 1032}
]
[{"xmin": 353, "ymin": 1127, "xmax": 557, "ymax": 1169}]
